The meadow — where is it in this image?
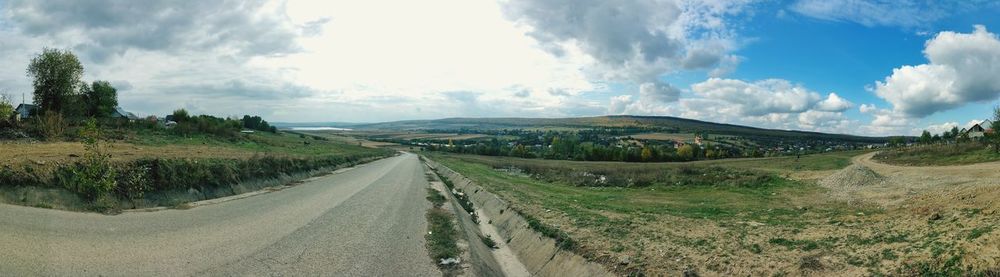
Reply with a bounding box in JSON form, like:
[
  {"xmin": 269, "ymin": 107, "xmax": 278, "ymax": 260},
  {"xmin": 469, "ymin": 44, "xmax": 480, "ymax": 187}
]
[{"xmin": 427, "ymin": 151, "xmax": 998, "ymax": 276}]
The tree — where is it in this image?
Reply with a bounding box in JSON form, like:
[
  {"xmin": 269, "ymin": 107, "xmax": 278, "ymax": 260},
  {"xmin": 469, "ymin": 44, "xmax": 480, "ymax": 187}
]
[
  {"xmin": 27, "ymin": 48, "xmax": 84, "ymax": 114},
  {"xmin": 0, "ymin": 93, "xmax": 13, "ymax": 123},
  {"xmin": 171, "ymin": 109, "xmax": 191, "ymax": 122},
  {"xmin": 919, "ymin": 130, "xmax": 932, "ymax": 144},
  {"xmin": 83, "ymin": 81, "xmax": 118, "ymax": 117},
  {"xmin": 950, "ymin": 126, "xmax": 960, "ymax": 140},
  {"xmin": 640, "ymin": 147, "xmax": 653, "ymax": 162},
  {"xmin": 677, "ymin": 144, "xmax": 695, "ymax": 160},
  {"xmin": 991, "ymin": 105, "xmax": 1000, "ymax": 153}
]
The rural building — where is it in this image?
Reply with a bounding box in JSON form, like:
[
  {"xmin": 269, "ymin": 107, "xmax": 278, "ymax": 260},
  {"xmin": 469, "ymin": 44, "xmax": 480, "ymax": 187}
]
[
  {"xmin": 14, "ymin": 103, "xmax": 36, "ymax": 121},
  {"xmin": 965, "ymin": 120, "xmax": 993, "ymax": 138},
  {"xmin": 111, "ymin": 107, "xmax": 139, "ymax": 120}
]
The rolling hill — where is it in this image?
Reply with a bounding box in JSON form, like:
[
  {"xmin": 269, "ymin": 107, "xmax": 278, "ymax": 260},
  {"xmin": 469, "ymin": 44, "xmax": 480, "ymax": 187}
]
[{"xmin": 347, "ymin": 115, "xmax": 890, "ymax": 143}]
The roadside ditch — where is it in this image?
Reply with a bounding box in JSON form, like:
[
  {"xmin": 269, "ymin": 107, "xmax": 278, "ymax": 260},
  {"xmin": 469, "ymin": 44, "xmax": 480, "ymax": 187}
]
[{"xmin": 422, "ymin": 156, "xmax": 612, "ymax": 277}]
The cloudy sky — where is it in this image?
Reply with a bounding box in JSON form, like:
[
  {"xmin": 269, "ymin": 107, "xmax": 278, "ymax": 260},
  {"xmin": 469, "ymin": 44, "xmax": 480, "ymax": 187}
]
[{"xmin": 1, "ymin": 0, "xmax": 999, "ymax": 136}]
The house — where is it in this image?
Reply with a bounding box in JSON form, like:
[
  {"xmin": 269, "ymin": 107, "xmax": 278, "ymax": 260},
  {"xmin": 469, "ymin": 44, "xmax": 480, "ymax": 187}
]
[
  {"xmin": 110, "ymin": 107, "xmax": 139, "ymax": 120},
  {"xmin": 14, "ymin": 104, "xmax": 36, "ymax": 121},
  {"xmin": 965, "ymin": 120, "xmax": 992, "ymax": 138}
]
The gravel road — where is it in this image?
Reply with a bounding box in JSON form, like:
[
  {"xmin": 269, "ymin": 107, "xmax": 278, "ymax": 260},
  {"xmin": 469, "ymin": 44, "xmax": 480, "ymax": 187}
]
[{"xmin": 0, "ymin": 153, "xmax": 440, "ymax": 276}]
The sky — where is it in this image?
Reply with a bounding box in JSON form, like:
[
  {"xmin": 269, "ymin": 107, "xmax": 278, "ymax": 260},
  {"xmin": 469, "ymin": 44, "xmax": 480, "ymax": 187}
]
[{"xmin": 1, "ymin": 0, "xmax": 1000, "ymax": 136}]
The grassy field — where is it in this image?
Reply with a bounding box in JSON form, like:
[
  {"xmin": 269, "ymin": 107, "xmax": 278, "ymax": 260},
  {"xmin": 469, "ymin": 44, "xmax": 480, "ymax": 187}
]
[
  {"xmin": 0, "ymin": 130, "xmax": 393, "ymax": 211},
  {"xmin": 427, "ymin": 151, "xmax": 998, "ymax": 276},
  {"xmin": 873, "ymin": 143, "xmax": 1000, "ymax": 166}
]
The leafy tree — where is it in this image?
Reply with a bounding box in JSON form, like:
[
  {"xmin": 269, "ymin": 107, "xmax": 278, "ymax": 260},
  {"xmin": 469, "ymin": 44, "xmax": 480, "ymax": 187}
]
[
  {"xmin": 640, "ymin": 147, "xmax": 653, "ymax": 162},
  {"xmin": 26, "ymin": 48, "xmax": 84, "ymax": 114},
  {"xmin": 83, "ymin": 81, "xmax": 118, "ymax": 117},
  {"xmin": 677, "ymin": 144, "xmax": 695, "ymax": 160},
  {"xmin": 72, "ymin": 119, "xmax": 117, "ymax": 202},
  {"xmin": 919, "ymin": 130, "xmax": 932, "ymax": 144},
  {"xmin": 240, "ymin": 115, "xmax": 275, "ymax": 132},
  {"xmin": 950, "ymin": 126, "xmax": 960, "ymax": 140},
  {"xmin": 991, "ymin": 105, "xmax": 1000, "ymax": 153},
  {"xmin": 171, "ymin": 109, "xmax": 191, "ymax": 122},
  {"xmin": 0, "ymin": 94, "xmax": 13, "ymax": 123}
]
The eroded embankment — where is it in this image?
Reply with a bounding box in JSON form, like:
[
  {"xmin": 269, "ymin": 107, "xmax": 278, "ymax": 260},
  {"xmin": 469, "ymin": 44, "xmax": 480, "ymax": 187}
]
[{"xmin": 423, "ymin": 157, "xmax": 612, "ymax": 277}]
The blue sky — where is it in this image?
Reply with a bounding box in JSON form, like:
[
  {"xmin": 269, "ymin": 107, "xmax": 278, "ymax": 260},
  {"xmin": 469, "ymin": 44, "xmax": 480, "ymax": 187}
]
[{"xmin": 1, "ymin": 0, "xmax": 999, "ymax": 136}]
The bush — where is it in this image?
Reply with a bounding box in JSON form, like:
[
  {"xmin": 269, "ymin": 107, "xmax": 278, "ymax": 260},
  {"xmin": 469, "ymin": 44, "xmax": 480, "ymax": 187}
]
[
  {"xmin": 33, "ymin": 112, "xmax": 67, "ymax": 141},
  {"xmin": 66, "ymin": 119, "xmax": 116, "ymax": 200}
]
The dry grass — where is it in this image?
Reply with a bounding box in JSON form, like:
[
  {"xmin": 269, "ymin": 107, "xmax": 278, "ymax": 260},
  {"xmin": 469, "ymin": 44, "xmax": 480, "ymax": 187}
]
[{"xmin": 0, "ymin": 142, "xmax": 256, "ymax": 166}]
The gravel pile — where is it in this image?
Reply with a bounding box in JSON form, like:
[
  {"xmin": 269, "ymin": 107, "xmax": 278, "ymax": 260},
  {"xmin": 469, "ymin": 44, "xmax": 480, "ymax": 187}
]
[{"xmin": 820, "ymin": 164, "xmax": 886, "ymax": 188}]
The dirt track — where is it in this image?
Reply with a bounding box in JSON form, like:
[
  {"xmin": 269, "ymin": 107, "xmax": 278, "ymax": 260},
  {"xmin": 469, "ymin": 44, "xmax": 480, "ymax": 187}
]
[{"xmin": 822, "ymin": 152, "xmax": 1000, "ymax": 208}]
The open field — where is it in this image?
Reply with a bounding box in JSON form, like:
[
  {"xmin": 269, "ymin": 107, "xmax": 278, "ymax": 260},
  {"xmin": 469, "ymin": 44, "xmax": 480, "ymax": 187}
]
[
  {"xmin": 1, "ymin": 131, "xmax": 382, "ymax": 166},
  {"xmin": 428, "ymin": 151, "xmax": 999, "ymax": 276},
  {"xmin": 873, "ymin": 143, "xmax": 1000, "ymax": 166}
]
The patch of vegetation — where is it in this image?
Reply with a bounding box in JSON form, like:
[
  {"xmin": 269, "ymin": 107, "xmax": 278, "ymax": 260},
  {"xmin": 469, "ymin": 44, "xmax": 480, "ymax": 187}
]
[
  {"xmin": 425, "ymin": 188, "xmax": 461, "ymax": 269},
  {"xmin": 480, "ymin": 234, "xmax": 498, "ymax": 249},
  {"xmin": 966, "ymin": 226, "xmax": 993, "ymax": 241},
  {"xmin": 431, "ymin": 169, "xmax": 478, "ymax": 223},
  {"xmin": 874, "ymin": 143, "xmax": 1000, "ymax": 166},
  {"xmin": 521, "ymin": 210, "xmax": 576, "ymax": 251},
  {"xmin": 426, "ymin": 188, "xmax": 447, "ymax": 207}
]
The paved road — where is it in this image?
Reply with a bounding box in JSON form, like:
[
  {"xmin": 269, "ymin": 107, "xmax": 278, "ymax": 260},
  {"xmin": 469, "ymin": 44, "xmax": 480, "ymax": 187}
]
[{"xmin": 0, "ymin": 153, "xmax": 440, "ymax": 276}]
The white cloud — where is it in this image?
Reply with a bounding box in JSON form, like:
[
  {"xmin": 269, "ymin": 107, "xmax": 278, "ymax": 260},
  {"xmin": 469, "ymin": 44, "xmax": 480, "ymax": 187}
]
[
  {"xmin": 608, "ymin": 77, "xmax": 859, "ymax": 133},
  {"xmin": 502, "ymin": 0, "xmax": 751, "ymax": 83},
  {"xmin": 789, "ymin": 0, "xmax": 949, "ymax": 28},
  {"xmin": 692, "ymin": 78, "xmax": 835, "ymax": 116},
  {"xmin": 873, "ymin": 25, "xmax": 1000, "ymax": 118},
  {"xmin": 920, "ymin": 122, "xmax": 959, "ymax": 135},
  {"xmin": 815, "ymin": 93, "xmax": 853, "ymax": 112}
]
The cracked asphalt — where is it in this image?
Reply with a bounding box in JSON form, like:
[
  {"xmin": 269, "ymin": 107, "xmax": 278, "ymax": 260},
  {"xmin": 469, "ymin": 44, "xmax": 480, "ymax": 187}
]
[{"xmin": 0, "ymin": 153, "xmax": 441, "ymax": 276}]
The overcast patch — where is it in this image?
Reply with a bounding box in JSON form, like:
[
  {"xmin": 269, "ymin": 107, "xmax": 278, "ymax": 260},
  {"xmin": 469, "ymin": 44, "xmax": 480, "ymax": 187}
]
[{"xmin": 4, "ymin": 0, "xmax": 309, "ymax": 62}]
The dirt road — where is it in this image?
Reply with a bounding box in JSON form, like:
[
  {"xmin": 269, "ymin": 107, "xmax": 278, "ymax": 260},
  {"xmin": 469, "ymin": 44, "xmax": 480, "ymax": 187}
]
[{"xmin": 0, "ymin": 153, "xmax": 440, "ymax": 276}]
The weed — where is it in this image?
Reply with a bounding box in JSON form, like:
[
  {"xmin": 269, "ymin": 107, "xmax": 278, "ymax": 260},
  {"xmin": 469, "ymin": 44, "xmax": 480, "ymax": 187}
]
[
  {"xmin": 480, "ymin": 235, "xmax": 498, "ymax": 249},
  {"xmin": 967, "ymin": 226, "xmax": 994, "ymax": 241},
  {"xmin": 426, "ymin": 188, "xmax": 447, "ymax": 208},
  {"xmin": 425, "ymin": 208, "xmax": 460, "ymax": 266}
]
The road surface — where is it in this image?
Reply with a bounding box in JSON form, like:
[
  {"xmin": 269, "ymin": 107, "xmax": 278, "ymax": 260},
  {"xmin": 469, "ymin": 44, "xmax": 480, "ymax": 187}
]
[{"xmin": 0, "ymin": 153, "xmax": 441, "ymax": 276}]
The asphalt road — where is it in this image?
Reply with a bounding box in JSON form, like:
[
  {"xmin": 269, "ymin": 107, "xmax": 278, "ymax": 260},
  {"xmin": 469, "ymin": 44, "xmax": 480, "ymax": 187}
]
[{"xmin": 0, "ymin": 153, "xmax": 441, "ymax": 276}]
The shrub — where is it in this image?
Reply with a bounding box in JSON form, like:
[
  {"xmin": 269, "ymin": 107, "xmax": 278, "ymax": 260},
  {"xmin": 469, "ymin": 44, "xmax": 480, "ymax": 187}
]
[
  {"xmin": 68, "ymin": 119, "xmax": 117, "ymax": 200},
  {"xmin": 33, "ymin": 111, "xmax": 67, "ymax": 141},
  {"xmin": 115, "ymin": 164, "xmax": 150, "ymax": 201}
]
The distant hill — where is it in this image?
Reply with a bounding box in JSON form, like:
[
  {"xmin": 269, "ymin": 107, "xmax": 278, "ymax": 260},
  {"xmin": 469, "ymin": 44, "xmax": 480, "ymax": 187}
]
[{"xmin": 349, "ymin": 115, "xmax": 889, "ymax": 143}]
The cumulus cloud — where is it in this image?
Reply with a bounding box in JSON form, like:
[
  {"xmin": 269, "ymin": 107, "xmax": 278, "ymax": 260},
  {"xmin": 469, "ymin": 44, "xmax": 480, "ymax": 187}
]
[
  {"xmin": 503, "ymin": 0, "xmax": 749, "ymax": 82},
  {"xmin": 873, "ymin": 25, "xmax": 1000, "ymax": 118},
  {"xmin": 789, "ymin": 0, "xmax": 951, "ymax": 28},
  {"xmin": 691, "ymin": 78, "xmax": 849, "ymax": 116},
  {"xmin": 607, "ymin": 82, "xmax": 681, "ymax": 115},
  {"xmin": 4, "ymin": 0, "xmax": 308, "ymax": 61},
  {"xmin": 920, "ymin": 122, "xmax": 959, "ymax": 135},
  {"xmin": 815, "ymin": 93, "xmax": 853, "ymax": 112},
  {"xmin": 608, "ymin": 78, "xmax": 858, "ymax": 133}
]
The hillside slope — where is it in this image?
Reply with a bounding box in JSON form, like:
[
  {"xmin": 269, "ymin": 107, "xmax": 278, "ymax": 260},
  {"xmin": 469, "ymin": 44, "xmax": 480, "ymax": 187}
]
[{"xmin": 350, "ymin": 115, "xmax": 888, "ymax": 143}]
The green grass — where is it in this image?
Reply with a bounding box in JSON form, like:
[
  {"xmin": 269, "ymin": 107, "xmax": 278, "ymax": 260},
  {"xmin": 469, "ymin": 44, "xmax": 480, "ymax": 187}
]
[
  {"xmin": 424, "ymin": 188, "xmax": 461, "ymax": 266},
  {"xmin": 428, "ymin": 153, "xmax": 839, "ymax": 228},
  {"xmin": 874, "ymin": 143, "xmax": 1000, "ymax": 166},
  {"xmin": 426, "ymin": 188, "xmax": 447, "ymax": 207}
]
